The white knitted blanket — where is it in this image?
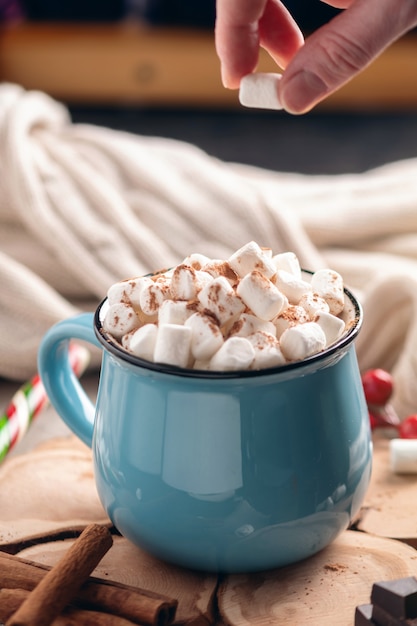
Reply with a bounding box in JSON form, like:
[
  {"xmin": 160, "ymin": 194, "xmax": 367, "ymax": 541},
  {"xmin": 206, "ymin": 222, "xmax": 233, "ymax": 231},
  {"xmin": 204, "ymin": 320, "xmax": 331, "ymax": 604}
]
[{"xmin": 2, "ymin": 83, "xmax": 417, "ymax": 418}]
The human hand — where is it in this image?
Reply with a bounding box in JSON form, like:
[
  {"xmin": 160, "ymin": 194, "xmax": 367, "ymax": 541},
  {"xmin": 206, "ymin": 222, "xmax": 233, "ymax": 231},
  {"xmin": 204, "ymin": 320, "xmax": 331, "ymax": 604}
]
[{"xmin": 215, "ymin": 0, "xmax": 417, "ymax": 114}]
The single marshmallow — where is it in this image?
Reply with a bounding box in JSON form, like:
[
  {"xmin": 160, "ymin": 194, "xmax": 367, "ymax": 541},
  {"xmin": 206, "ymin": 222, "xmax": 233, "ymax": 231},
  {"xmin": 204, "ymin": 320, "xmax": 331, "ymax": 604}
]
[
  {"xmin": 237, "ymin": 270, "xmax": 287, "ymax": 321},
  {"xmin": 274, "ymin": 305, "xmax": 309, "ymax": 338},
  {"xmin": 154, "ymin": 324, "xmax": 192, "ymax": 368},
  {"xmin": 228, "ymin": 313, "xmax": 277, "ymax": 338},
  {"xmin": 107, "ymin": 280, "xmax": 133, "ymax": 305},
  {"xmin": 170, "ymin": 264, "xmax": 200, "ymax": 301},
  {"xmin": 198, "ymin": 276, "xmax": 245, "ymax": 326},
  {"xmin": 239, "ymin": 73, "xmax": 283, "ymax": 110},
  {"xmin": 273, "ymin": 270, "xmax": 312, "ymax": 305},
  {"xmin": 202, "ymin": 260, "xmax": 239, "ymax": 286},
  {"xmin": 310, "ymin": 269, "xmax": 345, "ymax": 316},
  {"xmin": 272, "ymin": 252, "xmax": 302, "ymax": 280},
  {"xmin": 185, "ymin": 312, "xmax": 224, "ymax": 361},
  {"xmin": 315, "ymin": 311, "xmax": 345, "ymax": 346},
  {"xmin": 209, "ymin": 337, "xmax": 255, "ymax": 371},
  {"xmin": 390, "ymin": 438, "xmax": 417, "ymax": 474},
  {"xmin": 228, "ymin": 241, "xmax": 276, "ymax": 279},
  {"xmin": 247, "ymin": 331, "xmax": 286, "ymax": 369},
  {"xmin": 182, "ymin": 253, "xmax": 212, "ymax": 270},
  {"xmin": 140, "ymin": 280, "xmax": 170, "ymax": 316},
  {"xmin": 299, "ymin": 292, "xmax": 330, "ymax": 319},
  {"xmin": 107, "ymin": 276, "xmax": 151, "ymax": 307},
  {"xmin": 103, "ymin": 302, "xmax": 140, "ymax": 339},
  {"xmin": 128, "ymin": 323, "xmax": 158, "ymax": 361},
  {"xmin": 158, "ymin": 299, "xmax": 193, "ymax": 326},
  {"xmin": 280, "ymin": 322, "xmax": 326, "ymax": 361}
]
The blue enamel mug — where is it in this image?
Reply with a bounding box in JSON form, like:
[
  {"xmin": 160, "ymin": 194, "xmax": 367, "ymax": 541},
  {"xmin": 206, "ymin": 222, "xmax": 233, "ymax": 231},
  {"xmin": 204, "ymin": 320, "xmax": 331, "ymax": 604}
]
[{"xmin": 37, "ymin": 279, "xmax": 372, "ymax": 573}]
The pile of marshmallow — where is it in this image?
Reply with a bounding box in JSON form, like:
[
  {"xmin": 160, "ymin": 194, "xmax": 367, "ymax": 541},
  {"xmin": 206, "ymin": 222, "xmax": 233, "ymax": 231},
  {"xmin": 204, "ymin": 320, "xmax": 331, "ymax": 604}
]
[{"xmin": 102, "ymin": 241, "xmax": 347, "ymax": 372}]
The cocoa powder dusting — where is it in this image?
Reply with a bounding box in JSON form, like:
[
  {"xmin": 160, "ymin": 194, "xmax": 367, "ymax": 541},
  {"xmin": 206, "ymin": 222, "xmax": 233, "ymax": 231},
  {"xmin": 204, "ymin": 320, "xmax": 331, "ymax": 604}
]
[
  {"xmin": 220, "ymin": 262, "xmax": 239, "ymax": 284},
  {"xmin": 201, "ymin": 308, "xmax": 220, "ymax": 325},
  {"xmin": 148, "ymin": 286, "xmax": 158, "ymax": 313},
  {"xmin": 186, "ymin": 300, "xmax": 200, "ymax": 312},
  {"xmin": 208, "ymin": 282, "xmax": 222, "ymax": 304},
  {"xmin": 229, "ymin": 319, "xmax": 244, "ymax": 335},
  {"xmin": 279, "ymin": 306, "xmax": 302, "ymax": 323},
  {"xmin": 324, "ymin": 563, "xmax": 347, "ymax": 572}
]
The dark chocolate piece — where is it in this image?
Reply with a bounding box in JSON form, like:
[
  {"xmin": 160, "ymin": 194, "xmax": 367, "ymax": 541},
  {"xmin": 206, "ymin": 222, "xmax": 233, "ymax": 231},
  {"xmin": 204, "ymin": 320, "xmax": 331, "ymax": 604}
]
[
  {"xmin": 373, "ymin": 603, "xmax": 417, "ymax": 625},
  {"xmin": 373, "ymin": 603, "xmax": 404, "ymax": 625},
  {"xmin": 355, "ymin": 604, "xmax": 376, "ymax": 626},
  {"xmin": 371, "ymin": 578, "xmax": 417, "ymax": 619}
]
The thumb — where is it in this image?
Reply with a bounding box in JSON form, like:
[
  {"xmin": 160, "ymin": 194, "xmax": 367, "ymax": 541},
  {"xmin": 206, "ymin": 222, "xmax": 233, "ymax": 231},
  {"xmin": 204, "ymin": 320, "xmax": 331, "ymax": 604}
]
[{"xmin": 279, "ymin": 0, "xmax": 417, "ymax": 113}]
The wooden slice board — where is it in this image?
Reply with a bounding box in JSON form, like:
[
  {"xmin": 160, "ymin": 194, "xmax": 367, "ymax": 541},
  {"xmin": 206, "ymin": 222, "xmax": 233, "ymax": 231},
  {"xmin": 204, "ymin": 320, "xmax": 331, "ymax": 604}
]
[
  {"xmin": 17, "ymin": 535, "xmax": 218, "ymax": 625},
  {"xmin": 356, "ymin": 434, "xmax": 417, "ymax": 546},
  {"xmin": 219, "ymin": 530, "xmax": 417, "ymax": 626},
  {"xmin": 0, "ymin": 436, "xmax": 109, "ymax": 549}
]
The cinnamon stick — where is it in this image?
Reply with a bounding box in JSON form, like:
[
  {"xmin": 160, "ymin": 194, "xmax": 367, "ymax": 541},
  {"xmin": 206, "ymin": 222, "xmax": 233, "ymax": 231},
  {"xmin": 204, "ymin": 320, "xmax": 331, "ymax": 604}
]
[
  {"xmin": 0, "ymin": 589, "xmax": 140, "ymax": 625},
  {"xmin": 6, "ymin": 524, "xmax": 113, "ymax": 626},
  {"xmin": 0, "ymin": 551, "xmax": 177, "ymax": 626}
]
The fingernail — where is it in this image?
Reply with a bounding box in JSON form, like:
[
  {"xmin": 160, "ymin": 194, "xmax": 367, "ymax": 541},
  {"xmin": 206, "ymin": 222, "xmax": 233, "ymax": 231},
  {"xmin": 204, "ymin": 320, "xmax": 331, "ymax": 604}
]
[
  {"xmin": 220, "ymin": 66, "xmax": 233, "ymax": 89},
  {"xmin": 280, "ymin": 70, "xmax": 328, "ymax": 114}
]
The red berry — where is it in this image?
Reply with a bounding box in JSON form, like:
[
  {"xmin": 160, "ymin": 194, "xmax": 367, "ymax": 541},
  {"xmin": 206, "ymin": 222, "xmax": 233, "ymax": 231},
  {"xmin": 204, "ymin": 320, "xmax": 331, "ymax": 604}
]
[
  {"xmin": 399, "ymin": 414, "xmax": 417, "ymax": 439},
  {"xmin": 361, "ymin": 368, "xmax": 394, "ymax": 406}
]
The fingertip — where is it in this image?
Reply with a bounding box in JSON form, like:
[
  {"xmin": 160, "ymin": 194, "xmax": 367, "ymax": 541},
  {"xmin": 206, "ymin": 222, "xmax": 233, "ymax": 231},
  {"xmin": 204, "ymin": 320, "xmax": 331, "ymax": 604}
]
[
  {"xmin": 279, "ymin": 70, "xmax": 328, "ymax": 114},
  {"xmin": 219, "ymin": 57, "xmax": 253, "ymax": 90},
  {"xmin": 221, "ymin": 72, "xmax": 240, "ymax": 90}
]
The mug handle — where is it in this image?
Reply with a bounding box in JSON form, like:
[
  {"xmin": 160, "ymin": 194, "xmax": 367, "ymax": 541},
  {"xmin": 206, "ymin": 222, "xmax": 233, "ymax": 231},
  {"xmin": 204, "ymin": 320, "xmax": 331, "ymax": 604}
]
[{"xmin": 37, "ymin": 313, "xmax": 101, "ymax": 448}]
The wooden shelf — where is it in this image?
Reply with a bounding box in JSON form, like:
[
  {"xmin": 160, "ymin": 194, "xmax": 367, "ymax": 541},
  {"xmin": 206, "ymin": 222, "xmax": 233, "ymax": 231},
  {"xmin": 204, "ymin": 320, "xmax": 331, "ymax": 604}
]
[{"xmin": 1, "ymin": 21, "xmax": 417, "ymax": 110}]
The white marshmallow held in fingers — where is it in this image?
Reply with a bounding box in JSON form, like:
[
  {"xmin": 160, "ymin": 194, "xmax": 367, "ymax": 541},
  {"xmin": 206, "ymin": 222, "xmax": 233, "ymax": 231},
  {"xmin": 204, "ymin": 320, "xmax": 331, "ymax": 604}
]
[
  {"xmin": 228, "ymin": 241, "xmax": 276, "ymax": 279},
  {"xmin": 390, "ymin": 438, "xmax": 417, "ymax": 474},
  {"xmin": 154, "ymin": 323, "xmax": 192, "ymax": 368},
  {"xmin": 272, "ymin": 252, "xmax": 302, "ymax": 279},
  {"xmin": 273, "ymin": 270, "xmax": 312, "ymax": 305},
  {"xmin": 247, "ymin": 331, "xmax": 286, "ymax": 369},
  {"xmin": 315, "ymin": 311, "xmax": 345, "ymax": 346},
  {"xmin": 237, "ymin": 270, "xmax": 287, "ymax": 321},
  {"xmin": 228, "ymin": 313, "xmax": 277, "ymax": 338},
  {"xmin": 209, "ymin": 337, "xmax": 255, "ymax": 371},
  {"xmin": 185, "ymin": 312, "xmax": 224, "ymax": 361},
  {"xmin": 311, "ymin": 269, "xmax": 345, "ymax": 316},
  {"xmin": 127, "ymin": 323, "xmax": 158, "ymax": 361},
  {"xmin": 103, "ymin": 302, "xmax": 140, "ymax": 339},
  {"xmin": 239, "ymin": 73, "xmax": 283, "ymax": 110},
  {"xmin": 198, "ymin": 276, "xmax": 245, "ymax": 326},
  {"xmin": 280, "ymin": 322, "xmax": 327, "ymax": 361}
]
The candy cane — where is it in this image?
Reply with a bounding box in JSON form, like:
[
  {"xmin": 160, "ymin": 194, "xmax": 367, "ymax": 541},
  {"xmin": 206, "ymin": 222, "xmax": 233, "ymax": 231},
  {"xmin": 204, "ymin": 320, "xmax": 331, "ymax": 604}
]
[{"xmin": 0, "ymin": 342, "xmax": 90, "ymax": 462}]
